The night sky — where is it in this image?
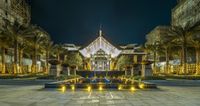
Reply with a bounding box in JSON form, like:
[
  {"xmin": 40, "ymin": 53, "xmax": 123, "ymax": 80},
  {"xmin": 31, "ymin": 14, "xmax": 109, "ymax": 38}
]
[{"xmin": 31, "ymin": 0, "xmax": 177, "ymax": 45}]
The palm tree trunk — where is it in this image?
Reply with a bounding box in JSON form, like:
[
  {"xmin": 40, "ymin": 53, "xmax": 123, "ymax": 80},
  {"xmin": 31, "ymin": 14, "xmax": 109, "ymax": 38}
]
[
  {"xmin": 34, "ymin": 45, "xmax": 37, "ymax": 73},
  {"xmin": 1, "ymin": 47, "xmax": 6, "ymax": 74},
  {"xmin": 179, "ymin": 50, "xmax": 183, "ymax": 65},
  {"xmin": 165, "ymin": 47, "xmax": 169, "ymax": 74},
  {"xmin": 46, "ymin": 51, "xmax": 49, "ymax": 74},
  {"xmin": 182, "ymin": 37, "xmax": 187, "ymax": 74},
  {"xmin": 196, "ymin": 47, "xmax": 200, "ymax": 74},
  {"xmin": 18, "ymin": 49, "xmax": 23, "ymax": 74},
  {"xmin": 32, "ymin": 41, "xmax": 37, "ymax": 73},
  {"xmin": 196, "ymin": 47, "xmax": 200, "ymax": 64},
  {"xmin": 57, "ymin": 52, "xmax": 60, "ymax": 61},
  {"xmin": 153, "ymin": 51, "xmax": 156, "ymax": 74},
  {"xmin": 178, "ymin": 50, "xmax": 182, "ymax": 74},
  {"xmin": 131, "ymin": 65, "xmax": 134, "ymax": 76},
  {"xmin": 14, "ymin": 40, "xmax": 19, "ymax": 74}
]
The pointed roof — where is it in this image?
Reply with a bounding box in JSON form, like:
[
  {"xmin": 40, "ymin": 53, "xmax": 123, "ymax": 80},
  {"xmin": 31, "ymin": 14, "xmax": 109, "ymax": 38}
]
[{"xmin": 80, "ymin": 30, "xmax": 121, "ymax": 58}]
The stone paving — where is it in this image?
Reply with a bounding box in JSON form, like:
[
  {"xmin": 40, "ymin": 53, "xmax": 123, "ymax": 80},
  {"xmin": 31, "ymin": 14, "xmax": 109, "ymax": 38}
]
[{"xmin": 0, "ymin": 81, "xmax": 200, "ymax": 106}]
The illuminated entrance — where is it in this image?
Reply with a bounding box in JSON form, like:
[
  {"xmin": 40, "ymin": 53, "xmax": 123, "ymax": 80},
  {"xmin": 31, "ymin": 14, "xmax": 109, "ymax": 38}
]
[
  {"xmin": 91, "ymin": 49, "xmax": 111, "ymax": 71},
  {"xmin": 80, "ymin": 29, "xmax": 121, "ymax": 71}
]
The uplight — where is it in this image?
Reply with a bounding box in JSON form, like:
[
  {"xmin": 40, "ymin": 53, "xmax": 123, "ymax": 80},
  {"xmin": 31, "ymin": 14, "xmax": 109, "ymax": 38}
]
[
  {"xmin": 71, "ymin": 85, "xmax": 75, "ymax": 91},
  {"xmin": 130, "ymin": 86, "xmax": 135, "ymax": 91},
  {"xmin": 99, "ymin": 86, "xmax": 103, "ymax": 91},
  {"xmin": 61, "ymin": 85, "xmax": 66, "ymax": 92},
  {"xmin": 87, "ymin": 86, "xmax": 92, "ymax": 92},
  {"xmin": 118, "ymin": 85, "xmax": 122, "ymax": 90},
  {"xmin": 139, "ymin": 83, "xmax": 145, "ymax": 89}
]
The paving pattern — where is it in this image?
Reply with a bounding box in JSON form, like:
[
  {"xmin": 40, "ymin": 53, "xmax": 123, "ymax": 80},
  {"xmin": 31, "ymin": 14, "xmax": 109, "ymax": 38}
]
[{"xmin": 0, "ymin": 81, "xmax": 200, "ymax": 106}]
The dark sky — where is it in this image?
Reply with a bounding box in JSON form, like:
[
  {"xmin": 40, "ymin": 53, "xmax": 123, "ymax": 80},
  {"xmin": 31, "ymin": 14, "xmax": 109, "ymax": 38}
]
[{"xmin": 31, "ymin": 0, "xmax": 177, "ymax": 45}]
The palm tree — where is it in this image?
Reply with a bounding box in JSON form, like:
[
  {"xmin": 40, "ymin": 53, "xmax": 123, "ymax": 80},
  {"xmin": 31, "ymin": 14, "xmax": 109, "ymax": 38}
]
[
  {"xmin": 187, "ymin": 26, "xmax": 200, "ymax": 74},
  {"xmin": 24, "ymin": 25, "xmax": 49, "ymax": 73},
  {"xmin": 193, "ymin": 41, "xmax": 200, "ymax": 74},
  {"xmin": 42, "ymin": 39, "xmax": 53, "ymax": 74},
  {"xmin": 160, "ymin": 29, "xmax": 177, "ymax": 74},
  {"xmin": 64, "ymin": 52, "xmax": 83, "ymax": 75},
  {"xmin": 169, "ymin": 25, "xmax": 192, "ymax": 74},
  {"xmin": 169, "ymin": 24, "xmax": 200, "ymax": 74},
  {"xmin": 145, "ymin": 41, "xmax": 160, "ymax": 74},
  {"xmin": 17, "ymin": 26, "xmax": 42, "ymax": 74},
  {"xmin": 0, "ymin": 19, "xmax": 52, "ymax": 74},
  {"xmin": 17, "ymin": 38, "xmax": 29, "ymax": 74},
  {"xmin": 2, "ymin": 19, "xmax": 38, "ymax": 74},
  {"xmin": 116, "ymin": 55, "xmax": 133, "ymax": 76},
  {"xmin": 0, "ymin": 32, "xmax": 12, "ymax": 74},
  {"xmin": 53, "ymin": 44, "xmax": 64, "ymax": 62},
  {"xmin": 2, "ymin": 20, "xmax": 22, "ymax": 74}
]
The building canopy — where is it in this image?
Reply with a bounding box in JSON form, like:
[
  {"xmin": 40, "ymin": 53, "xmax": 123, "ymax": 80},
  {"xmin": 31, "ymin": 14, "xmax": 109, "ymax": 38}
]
[{"xmin": 80, "ymin": 30, "xmax": 121, "ymax": 58}]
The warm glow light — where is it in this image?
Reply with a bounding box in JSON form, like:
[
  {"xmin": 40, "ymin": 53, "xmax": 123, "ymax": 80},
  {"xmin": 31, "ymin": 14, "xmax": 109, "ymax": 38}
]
[
  {"xmin": 99, "ymin": 86, "xmax": 103, "ymax": 91},
  {"xmin": 98, "ymin": 82, "xmax": 103, "ymax": 84},
  {"xmin": 71, "ymin": 85, "xmax": 75, "ymax": 90},
  {"xmin": 61, "ymin": 85, "xmax": 66, "ymax": 92},
  {"xmin": 87, "ymin": 86, "xmax": 92, "ymax": 92},
  {"xmin": 139, "ymin": 83, "xmax": 145, "ymax": 89},
  {"xmin": 118, "ymin": 85, "xmax": 122, "ymax": 90},
  {"xmin": 130, "ymin": 86, "xmax": 135, "ymax": 91}
]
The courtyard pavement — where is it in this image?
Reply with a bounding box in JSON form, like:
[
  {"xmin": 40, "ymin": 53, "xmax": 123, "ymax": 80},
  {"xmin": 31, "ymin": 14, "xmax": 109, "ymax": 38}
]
[{"xmin": 0, "ymin": 79, "xmax": 200, "ymax": 106}]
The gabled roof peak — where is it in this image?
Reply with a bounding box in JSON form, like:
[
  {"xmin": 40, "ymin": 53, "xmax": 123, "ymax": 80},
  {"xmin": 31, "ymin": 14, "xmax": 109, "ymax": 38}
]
[{"xmin": 80, "ymin": 29, "xmax": 121, "ymax": 58}]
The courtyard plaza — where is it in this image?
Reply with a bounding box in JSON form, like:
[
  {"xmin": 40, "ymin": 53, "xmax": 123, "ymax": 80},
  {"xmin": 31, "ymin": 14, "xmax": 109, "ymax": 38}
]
[{"xmin": 0, "ymin": 80, "xmax": 200, "ymax": 106}]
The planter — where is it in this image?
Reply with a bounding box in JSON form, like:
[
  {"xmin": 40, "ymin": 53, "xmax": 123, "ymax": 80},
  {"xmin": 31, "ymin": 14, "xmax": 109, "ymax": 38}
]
[
  {"xmin": 141, "ymin": 62, "xmax": 153, "ymax": 77},
  {"xmin": 49, "ymin": 60, "xmax": 62, "ymax": 77}
]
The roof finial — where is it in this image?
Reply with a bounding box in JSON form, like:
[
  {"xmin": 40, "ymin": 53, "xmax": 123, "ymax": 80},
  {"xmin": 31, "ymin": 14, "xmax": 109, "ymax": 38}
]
[{"xmin": 99, "ymin": 24, "xmax": 102, "ymax": 37}]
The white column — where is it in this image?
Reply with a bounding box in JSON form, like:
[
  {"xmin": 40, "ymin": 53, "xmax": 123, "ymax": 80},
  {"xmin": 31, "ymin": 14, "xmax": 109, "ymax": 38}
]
[
  {"xmin": 131, "ymin": 66, "xmax": 134, "ymax": 76},
  {"xmin": 67, "ymin": 67, "xmax": 70, "ymax": 76},
  {"xmin": 141, "ymin": 64, "xmax": 146, "ymax": 77}
]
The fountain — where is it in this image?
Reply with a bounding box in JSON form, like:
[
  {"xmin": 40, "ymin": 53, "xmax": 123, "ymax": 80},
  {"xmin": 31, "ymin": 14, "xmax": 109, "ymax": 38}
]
[{"xmin": 44, "ymin": 76, "xmax": 157, "ymax": 91}]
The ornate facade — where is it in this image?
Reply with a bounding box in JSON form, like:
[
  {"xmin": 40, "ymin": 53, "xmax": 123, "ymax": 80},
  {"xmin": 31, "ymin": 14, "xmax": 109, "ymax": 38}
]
[
  {"xmin": 66, "ymin": 29, "xmax": 147, "ymax": 72},
  {"xmin": 172, "ymin": 0, "xmax": 200, "ymax": 29},
  {"xmin": 79, "ymin": 30, "xmax": 121, "ymax": 71},
  {"xmin": 0, "ymin": 0, "xmax": 31, "ymax": 27}
]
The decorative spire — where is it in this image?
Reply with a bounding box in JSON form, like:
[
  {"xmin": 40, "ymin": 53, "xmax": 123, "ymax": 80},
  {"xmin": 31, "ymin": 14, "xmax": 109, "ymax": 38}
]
[
  {"xmin": 99, "ymin": 24, "xmax": 102, "ymax": 48},
  {"xmin": 99, "ymin": 24, "xmax": 102, "ymax": 37}
]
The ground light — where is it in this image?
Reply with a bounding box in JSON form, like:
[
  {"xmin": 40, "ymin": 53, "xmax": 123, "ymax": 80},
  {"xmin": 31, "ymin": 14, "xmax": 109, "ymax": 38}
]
[
  {"xmin": 99, "ymin": 85, "xmax": 103, "ymax": 91},
  {"xmin": 139, "ymin": 83, "xmax": 145, "ymax": 89},
  {"xmin": 118, "ymin": 85, "xmax": 123, "ymax": 90},
  {"xmin": 87, "ymin": 86, "xmax": 92, "ymax": 92},
  {"xmin": 130, "ymin": 86, "xmax": 136, "ymax": 91},
  {"xmin": 71, "ymin": 85, "xmax": 75, "ymax": 91},
  {"xmin": 61, "ymin": 85, "xmax": 66, "ymax": 93}
]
